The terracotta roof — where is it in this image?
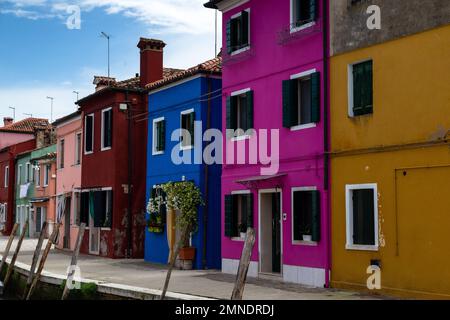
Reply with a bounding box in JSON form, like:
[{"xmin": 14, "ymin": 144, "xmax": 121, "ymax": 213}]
[
  {"xmin": 0, "ymin": 118, "xmax": 52, "ymax": 134},
  {"xmin": 146, "ymin": 57, "xmax": 222, "ymax": 91}
]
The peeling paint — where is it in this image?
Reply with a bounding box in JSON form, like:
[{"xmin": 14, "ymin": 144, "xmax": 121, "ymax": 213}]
[{"xmin": 377, "ymin": 192, "xmax": 386, "ymax": 247}]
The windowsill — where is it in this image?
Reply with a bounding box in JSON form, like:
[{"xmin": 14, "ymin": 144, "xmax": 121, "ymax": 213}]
[
  {"xmin": 290, "ymin": 21, "xmax": 315, "ymax": 34},
  {"xmin": 84, "ymin": 151, "xmax": 93, "ymax": 155},
  {"xmin": 230, "ymin": 135, "xmax": 252, "ymax": 142},
  {"xmin": 72, "ymin": 163, "xmax": 81, "ymax": 167},
  {"xmin": 231, "ymin": 237, "xmax": 245, "ymax": 242},
  {"xmin": 84, "ymin": 227, "xmax": 112, "ymax": 231},
  {"xmin": 293, "ymin": 240, "xmax": 318, "ymax": 246},
  {"xmin": 152, "ymin": 151, "xmax": 164, "ymax": 156},
  {"xmin": 346, "ymin": 244, "xmax": 379, "ymax": 252},
  {"xmin": 230, "ymin": 46, "xmax": 251, "ymax": 56},
  {"xmin": 290, "ymin": 123, "xmax": 317, "ymax": 131},
  {"xmin": 180, "ymin": 145, "xmax": 194, "ymax": 151},
  {"xmin": 101, "ymin": 147, "xmax": 112, "ymax": 152}
]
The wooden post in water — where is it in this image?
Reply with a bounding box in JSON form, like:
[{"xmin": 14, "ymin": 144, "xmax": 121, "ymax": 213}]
[
  {"xmin": 22, "ymin": 222, "xmax": 48, "ymax": 300},
  {"xmin": 25, "ymin": 222, "xmax": 60, "ymax": 300},
  {"xmin": 3, "ymin": 220, "xmax": 29, "ymax": 289},
  {"xmin": 61, "ymin": 223, "xmax": 86, "ymax": 300},
  {"xmin": 231, "ymin": 227, "xmax": 256, "ymax": 300},
  {"xmin": 0, "ymin": 223, "xmax": 19, "ymax": 278}
]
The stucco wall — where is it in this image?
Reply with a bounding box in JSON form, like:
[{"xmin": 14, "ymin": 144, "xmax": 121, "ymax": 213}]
[
  {"xmin": 330, "ymin": 0, "xmax": 450, "ymax": 55},
  {"xmin": 0, "ymin": 132, "xmax": 34, "ymax": 150}
]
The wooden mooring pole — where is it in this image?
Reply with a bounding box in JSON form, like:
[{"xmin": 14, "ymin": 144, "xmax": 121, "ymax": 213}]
[
  {"xmin": 0, "ymin": 223, "xmax": 19, "ymax": 277},
  {"xmin": 25, "ymin": 222, "xmax": 60, "ymax": 300},
  {"xmin": 61, "ymin": 223, "xmax": 86, "ymax": 300},
  {"xmin": 3, "ymin": 220, "xmax": 29, "ymax": 290},
  {"xmin": 231, "ymin": 228, "xmax": 256, "ymax": 300}
]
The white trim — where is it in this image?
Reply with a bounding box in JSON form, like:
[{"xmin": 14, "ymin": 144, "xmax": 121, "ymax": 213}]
[
  {"xmin": 216, "ymin": 0, "xmax": 250, "ymax": 13},
  {"xmin": 101, "ymin": 107, "xmax": 112, "ymax": 151},
  {"xmin": 290, "ymin": 123, "xmax": 317, "ymax": 131},
  {"xmin": 345, "ymin": 183, "xmax": 379, "ymax": 251},
  {"xmin": 230, "ymin": 134, "xmax": 252, "ymax": 142},
  {"xmin": 230, "ymin": 46, "xmax": 250, "ymax": 56},
  {"xmin": 290, "ymin": 21, "xmax": 316, "ymax": 34},
  {"xmin": 348, "ymin": 59, "xmax": 373, "ymax": 117},
  {"xmin": 4, "ymin": 166, "xmax": 9, "ymax": 188},
  {"xmin": 180, "ymin": 108, "xmax": 195, "ymax": 115},
  {"xmin": 231, "ymin": 189, "xmax": 251, "ymax": 195},
  {"xmin": 231, "ymin": 88, "xmax": 251, "ymax": 97},
  {"xmin": 84, "ymin": 113, "xmax": 94, "ymax": 155},
  {"xmin": 152, "ymin": 117, "xmax": 165, "ymax": 156},
  {"xmin": 222, "ymin": 258, "xmax": 258, "ymax": 278},
  {"xmin": 289, "ymin": 0, "xmax": 316, "ymax": 34},
  {"xmin": 290, "ymin": 68, "xmax": 317, "ymax": 80},
  {"xmin": 283, "ymin": 264, "xmax": 326, "ymax": 287},
  {"xmin": 55, "ymin": 115, "xmax": 81, "ymax": 129},
  {"xmin": 180, "ymin": 109, "xmax": 195, "ymax": 150},
  {"xmin": 258, "ymin": 188, "xmax": 283, "ymax": 276},
  {"xmin": 291, "ymin": 186, "xmax": 318, "ymax": 245}
]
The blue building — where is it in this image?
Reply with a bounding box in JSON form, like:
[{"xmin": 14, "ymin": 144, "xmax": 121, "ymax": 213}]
[{"xmin": 145, "ymin": 57, "xmax": 222, "ymax": 269}]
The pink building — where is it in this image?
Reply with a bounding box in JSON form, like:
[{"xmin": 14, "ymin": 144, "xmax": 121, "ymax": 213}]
[
  {"xmin": 53, "ymin": 112, "xmax": 83, "ymax": 251},
  {"xmin": 0, "ymin": 117, "xmax": 49, "ymax": 150},
  {"xmin": 205, "ymin": 0, "xmax": 330, "ymax": 287}
]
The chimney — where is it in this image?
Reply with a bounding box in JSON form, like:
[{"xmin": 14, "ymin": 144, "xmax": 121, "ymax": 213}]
[
  {"xmin": 137, "ymin": 38, "xmax": 166, "ymax": 87},
  {"xmin": 93, "ymin": 76, "xmax": 116, "ymax": 92},
  {"xmin": 3, "ymin": 117, "xmax": 13, "ymax": 126}
]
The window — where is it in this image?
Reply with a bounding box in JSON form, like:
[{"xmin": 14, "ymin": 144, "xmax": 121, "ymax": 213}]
[
  {"xmin": 35, "ymin": 165, "xmax": 40, "ymax": 187},
  {"xmin": 292, "ymin": 188, "xmax": 320, "ymax": 243},
  {"xmin": 35, "ymin": 207, "xmax": 46, "ymax": 233},
  {"xmin": 152, "ymin": 117, "xmax": 166, "ymax": 155},
  {"xmin": 226, "ymin": 89, "xmax": 254, "ymax": 138},
  {"xmin": 59, "ymin": 139, "xmax": 65, "ymax": 169},
  {"xmin": 224, "ymin": 193, "xmax": 253, "ymax": 238},
  {"xmin": 291, "ymin": 0, "xmax": 317, "ymax": 29},
  {"xmin": 283, "ymin": 71, "xmax": 320, "ymax": 129},
  {"xmin": 4, "ymin": 166, "xmax": 9, "ymax": 188},
  {"xmin": 226, "ymin": 10, "xmax": 250, "ymax": 54},
  {"xmin": 17, "ymin": 164, "xmax": 22, "ymax": 184},
  {"xmin": 346, "ymin": 184, "xmax": 378, "ymax": 250},
  {"xmin": 101, "ymin": 108, "xmax": 112, "ymax": 150},
  {"xmin": 80, "ymin": 189, "xmax": 112, "ymax": 228},
  {"xmin": 43, "ymin": 164, "xmax": 50, "ymax": 187},
  {"xmin": 85, "ymin": 114, "xmax": 94, "ymax": 154},
  {"xmin": 180, "ymin": 110, "xmax": 195, "ymax": 149},
  {"xmin": 25, "ymin": 163, "xmax": 31, "ymax": 183},
  {"xmin": 73, "ymin": 192, "xmax": 81, "ymax": 226},
  {"xmin": 349, "ymin": 60, "xmax": 373, "ymax": 117},
  {"xmin": 75, "ymin": 133, "xmax": 82, "ymax": 165}
]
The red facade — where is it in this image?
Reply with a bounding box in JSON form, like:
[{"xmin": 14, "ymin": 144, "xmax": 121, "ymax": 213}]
[{"xmin": 0, "ymin": 139, "xmax": 36, "ymax": 235}]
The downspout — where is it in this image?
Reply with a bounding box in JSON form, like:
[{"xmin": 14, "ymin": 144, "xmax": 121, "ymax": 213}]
[
  {"xmin": 322, "ymin": 0, "xmax": 331, "ymax": 288},
  {"xmin": 126, "ymin": 90, "xmax": 133, "ymax": 258},
  {"xmin": 202, "ymin": 75, "xmax": 213, "ymax": 269}
]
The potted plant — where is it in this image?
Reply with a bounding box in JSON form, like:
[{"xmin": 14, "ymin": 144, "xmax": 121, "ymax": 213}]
[
  {"xmin": 162, "ymin": 181, "xmax": 204, "ymax": 270},
  {"xmin": 302, "ymin": 224, "xmax": 312, "ymax": 242},
  {"xmin": 238, "ymin": 223, "xmax": 247, "ymax": 239},
  {"xmin": 146, "ymin": 189, "xmax": 165, "ymax": 234}
]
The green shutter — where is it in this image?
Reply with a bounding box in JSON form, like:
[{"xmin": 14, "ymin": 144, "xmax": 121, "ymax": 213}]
[
  {"xmin": 241, "ymin": 10, "xmax": 249, "ymax": 47},
  {"xmin": 353, "ymin": 61, "xmax": 373, "ymax": 116},
  {"xmin": 309, "ymin": 0, "xmax": 318, "ymax": 21},
  {"xmin": 225, "ymin": 195, "xmax": 236, "ymax": 237},
  {"xmin": 311, "ymin": 190, "xmax": 320, "ymax": 242},
  {"xmin": 295, "ymin": 0, "xmax": 302, "ymax": 25},
  {"xmin": 159, "ymin": 120, "xmax": 165, "ymax": 151},
  {"xmin": 310, "ymin": 72, "xmax": 321, "ymax": 123},
  {"xmin": 246, "ymin": 193, "xmax": 254, "ymax": 228},
  {"xmin": 246, "ymin": 90, "xmax": 254, "ymax": 130},
  {"xmin": 282, "ymin": 79, "xmax": 297, "ymax": 128},
  {"xmin": 363, "ymin": 189, "xmax": 375, "ymax": 245},
  {"xmin": 226, "ymin": 20, "xmax": 232, "ymax": 54},
  {"xmin": 189, "ymin": 112, "xmax": 195, "ymax": 144}
]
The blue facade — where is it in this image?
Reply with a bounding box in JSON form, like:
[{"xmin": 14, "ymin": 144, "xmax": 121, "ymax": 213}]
[{"xmin": 145, "ymin": 75, "xmax": 222, "ymax": 270}]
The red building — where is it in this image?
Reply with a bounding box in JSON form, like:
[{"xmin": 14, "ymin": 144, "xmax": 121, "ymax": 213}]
[{"xmin": 76, "ymin": 38, "xmax": 181, "ymax": 258}]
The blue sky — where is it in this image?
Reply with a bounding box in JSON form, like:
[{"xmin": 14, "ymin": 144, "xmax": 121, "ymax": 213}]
[{"xmin": 0, "ymin": 0, "xmax": 221, "ymax": 122}]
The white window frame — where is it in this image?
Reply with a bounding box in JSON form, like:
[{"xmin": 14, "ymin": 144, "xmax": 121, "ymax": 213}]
[
  {"xmin": 75, "ymin": 132, "xmax": 82, "ymax": 165},
  {"xmin": 101, "ymin": 107, "xmax": 112, "ymax": 151},
  {"xmin": 180, "ymin": 109, "xmax": 195, "ymax": 151},
  {"xmin": 345, "ymin": 183, "xmax": 379, "ymax": 251},
  {"xmin": 230, "ymin": 8, "xmax": 251, "ymax": 56},
  {"xmin": 17, "ymin": 164, "xmax": 22, "ymax": 185},
  {"xmin": 289, "ymin": 68, "xmax": 318, "ymax": 131},
  {"xmin": 4, "ymin": 166, "xmax": 9, "ymax": 188},
  {"xmin": 230, "ymin": 88, "xmax": 253, "ymax": 142},
  {"xmin": 290, "ymin": 0, "xmax": 316, "ymax": 34},
  {"xmin": 84, "ymin": 113, "xmax": 94, "ymax": 155},
  {"xmin": 230, "ymin": 190, "xmax": 252, "ymax": 242},
  {"xmin": 152, "ymin": 117, "xmax": 165, "ymax": 156},
  {"xmin": 43, "ymin": 164, "xmax": 50, "ymax": 187},
  {"xmin": 291, "ymin": 186, "xmax": 318, "ymax": 246},
  {"xmin": 347, "ymin": 58, "xmax": 373, "ymax": 117}
]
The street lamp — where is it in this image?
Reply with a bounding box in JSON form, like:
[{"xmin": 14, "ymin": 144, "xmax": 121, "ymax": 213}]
[
  {"xmin": 73, "ymin": 90, "xmax": 80, "ymax": 102},
  {"xmin": 23, "ymin": 113, "xmax": 33, "ymax": 118},
  {"xmin": 8, "ymin": 106, "xmax": 15, "ymax": 121},
  {"xmin": 46, "ymin": 96, "xmax": 54, "ymax": 122}
]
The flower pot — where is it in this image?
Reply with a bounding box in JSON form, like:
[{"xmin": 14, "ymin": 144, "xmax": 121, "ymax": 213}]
[
  {"xmin": 302, "ymin": 234, "xmax": 312, "ymax": 242},
  {"xmin": 179, "ymin": 247, "xmax": 196, "ymax": 261}
]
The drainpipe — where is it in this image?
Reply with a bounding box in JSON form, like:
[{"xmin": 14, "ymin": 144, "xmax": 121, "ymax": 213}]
[
  {"xmin": 322, "ymin": 0, "xmax": 331, "ymax": 288},
  {"xmin": 126, "ymin": 90, "xmax": 133, "ymax": 259},
  {"xmin": 202, "ymin": 75, "xmax": 213, "ymax": 269}
]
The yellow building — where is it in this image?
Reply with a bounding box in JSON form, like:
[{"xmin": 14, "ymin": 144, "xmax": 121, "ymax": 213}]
[{"xmin": 329, "ymin": 1, "xmax": 450, "ymax": 299}]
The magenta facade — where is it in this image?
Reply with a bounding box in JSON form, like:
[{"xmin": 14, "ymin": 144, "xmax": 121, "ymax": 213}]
[{"xmin": 216, "ymin": 0, "xmax": 329, "ymax": 287}]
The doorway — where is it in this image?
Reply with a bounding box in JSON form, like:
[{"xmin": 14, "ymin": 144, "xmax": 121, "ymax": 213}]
[
  {"xmin": 259, "ymin": 190, "xmax": 282, "ymax": 275},
  {"xmin": 64, "ymin": 197, "xmax": 71, "ymax": 249},
  {"xmin": 89, "ymin": 210, "xmax": 100, "ymax": 255}
]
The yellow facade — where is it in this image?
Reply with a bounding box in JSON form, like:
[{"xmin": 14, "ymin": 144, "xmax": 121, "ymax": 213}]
[{"xmin": 330, "ymin": 25, "xmax": 450, "ymax": 298}]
